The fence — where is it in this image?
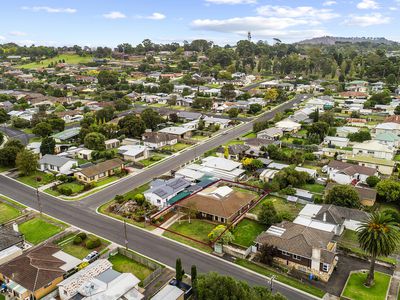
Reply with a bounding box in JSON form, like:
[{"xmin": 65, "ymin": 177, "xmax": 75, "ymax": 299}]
[{"xmin": 110, "ymin": 247, "xmax": 163, "ymax": 287}]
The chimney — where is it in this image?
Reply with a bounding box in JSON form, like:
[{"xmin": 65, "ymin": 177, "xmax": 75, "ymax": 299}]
[
  {"xmin": 13, "ymin": 223, "xmax": 19, "ymax": 233},
  {"xmin": 323, "ymin": 212, "xmax": 327, "ymax": 222}
]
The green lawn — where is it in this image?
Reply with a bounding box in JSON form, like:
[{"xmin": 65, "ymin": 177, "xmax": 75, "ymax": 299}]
[
  {"xmin": 57, "ymin": 233, "xmax": 110, "ymax": 259},
  {"xmin": 236, "ymin": 259, "xmax": 325, "ymax": 298},
  {"xmin": 161, "ymin": 142, "xmax": 191, "ymax": 152},
  {"xmin": 342, "ymin": 271, "xmax": 391, "ymax": 300},
  {"xmin": 162, "ymin": 219, "xmax": 215, "ymax": 252},
  {"xmin": 191, "ymin": 135, "xmax": 209, "ymax": 141},
  {"xmin": 109, "ymin": 253, "xmax": 153, "ymax": 282},
  {"xmin": 140, "ymin": 154, "xmax": 167, "ymax": 167},
  {"xmin": 95, "ymin": 176, "xmax": 119, "ymax": 187},
  {"xmin": 242, "ymin": 132, "xmax": 257, "ymax": 138},
  {"xmin": 250, "ymin": 196, "xmax": 304, "ymax": 221},
  {"xmin": 19, "ymin": 54, "xmax": 94, "ymax": 69},
  {"xmin": 300, "ymin": 183, "xmax": 325, "ymax": 194},
  {"xmin": 0, "ymin": 294, "xmax": 5, "ymax": 300},
  {"xmin": 224, "ymin": 139, "xmax": 244, "ymax": 146},
  {"xmin": 17, "ymin": 171, "xmax": 55, "ymax": 188},
  {"xmin": 232, "ymin": 219, "xmax": 265, "ymax": 247},
  {"xmin": 0, "ymin": 201, "xmax": 21, "ymax": 224},
  {"xmin": 19, "ymin": 217, "xmax": 64, "ymax": 245}
]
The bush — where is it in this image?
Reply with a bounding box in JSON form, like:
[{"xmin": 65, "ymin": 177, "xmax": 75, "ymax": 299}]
[
  {"xmin": 86, "ymin": 238, "xmax": 101, "ymax": 249},
  {"xmin": 73, "ymin": 236, "xmax": 82, "ymax": 245},
  {"xmin": 83, "ymin": 183, "xmax": 94, "ymax": 191},
  {"xmin": 115, "ymin": 194, "xmax": 125, "ymax": 204},
  {"xmin": 58, "ymin": 186, "xmax": 73, "ymax": 196},
  {"xmin": 366, "ymin": 175, "xmax": 380, "ymax": 188},
  {"xmin": 303, "ymin": 153, "xmax": 317, "ymax": 161},
  {"xmin": 280, "ymin": 187, "xmax": 296, "ymax": 195},
  {"xmin": 77, "ymin": 232, "xmax": 87, "ymax": 240}
]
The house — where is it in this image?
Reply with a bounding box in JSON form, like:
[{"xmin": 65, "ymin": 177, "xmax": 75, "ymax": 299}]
[
  {"xmin": 202, "ymin": 116, "xmax": 231, "ymax": 129},
  {"xmin": 159, "ymin": 126, "xmax": 193, "ymax": 140},
  {"xmin": 294, "ymin": 203, "xmax": 368, "ymax": 236},
  {"xmin": 294, "ymin": 166, "xmax": 317, "ymax": 179},
  {"xmin": 74, "ymin": 158, "xmax": 125, "ymax": 183},
  {"xmin": 118, "ymin": 145, "xmax": 149, "ymax": 162},
  {"xmin": 176, "ymin": 111, "xmax": 202, "ymax": 121},
  {"xmin": 374, "ymin": 132, "xmax": 400, "ymax": 147},
  {"xmin": 104, "ymin": 139, "xmax": 120, "ymax": 150},
  {"xmin": 57, "ymin": 259, "xmax": 144, "ymax": 300},
  {"xmin": 177, "ymin": 185, "xmax": 257, "ymax": 223},
  {"xmin": 52, "ymin": 127, "xmax": 81, "ymax": 143},
  {"xmin": 375, "ymin": 122, "xmax": 400, "ymax": 136},
  {"xmin": 259, "ymin": 169, "xmax": 279, "ymax": 182},
  {"xmin": 326, "ymin": 160, "xmax": 377, "ymax": 185},
  {"xmin": 144, "ymin": 177, "xmax": 192, "ymax": 208},
  {"xmin": 216, "ymin": 144, "xmax": 250, "ymax": 161},
  {"xmin": 200, "ymin": 156, "xmax": 245, "ymax": 181},
  {"xmin": 142, "ymin": 132, "xmax": 178, "ymax": 149},
  {"xmin": 352, "ymin": 140, "xmax": 395, "ymax": 160},
  {"xmin": 336, "ymin": 126, "xmax": 360, "ymax": 138},
  {"xmin": 244, "ymin": 138, "xmax": 276, "ymax": 150},
  {"xmin": 255, "ymin": 221, "xmax": 337, "ymax": 282},
  {"xmin": 0, "ymin": 244, "xmax": 81, "ymax": 300},
  {"xmin": 345, "ymin": 80, "xmax": 369, "ymax": 92},
  {"xmin": 0, "ymin": 226, "xmax": 24, "ymax": 265},
  {"xmin": 342, "ymin": 154, "xmax": 395, "ymax": 176},
  {"xmin": 275, "ymin": 119, "xmax": 301, "ymax": 133},
  {"xmin": 38, "ymin": 154, "xmax": 78, "ymax": 174},
  {"xmin": 323, "ymin": 136, "xmax": 349, "ymax": 148},
  {"xmin": 77, "ymin": 149, "xmax": 93, "ymax": 161},
  {"xmin": 151, "ymin": 284, "xmax": 184, "ymax": 300},
  {"xmin": 256, "ymin": 127, "xmax": 284, "ymax": 140}
]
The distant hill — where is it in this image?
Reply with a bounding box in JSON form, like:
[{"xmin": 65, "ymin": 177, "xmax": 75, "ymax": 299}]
[{"xmin": 297, "ymin": 36, "xmax": 398, "ymax": 46}]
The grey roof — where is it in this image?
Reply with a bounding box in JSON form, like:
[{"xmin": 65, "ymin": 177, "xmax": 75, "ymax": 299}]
[
  {"xmin": 148, "ymin": 177, "xmax": 191, "ymax": 200},
  {"xmin": 95, "ymin": 268, "xmax": 121, "ymax": 284},
  {"xmin": 176, "ymin": 111, "xmax": 202, "ymax": 120},
  {"xmin": 39, "ymin": 154, "xmax": 74, "ymax": 167},
  {"xmin": 314, "ymin": 204, "xmax": 369, "ymax": 224},
  {"xmin": 217, "ymin": 144, "xmax": 250, "ymax": 155},
  {"xmin": 0, "ymin": 226, "xmax": 24, "ymax": 251}
]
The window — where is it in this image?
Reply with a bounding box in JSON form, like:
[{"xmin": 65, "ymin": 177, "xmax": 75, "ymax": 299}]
[
  {"xmin": 281, "ymin": 251, "xmax": 290, "ymax": 256},
  {"xmin": 322, "ymin": 263, "xmax": 330, "ymax": 272},
  {"xmin": 292, "ymin": 254, "xmax": 301, "ymax": 260}
]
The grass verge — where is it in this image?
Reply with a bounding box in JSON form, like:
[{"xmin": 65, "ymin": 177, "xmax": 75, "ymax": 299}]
[{"xmin": 342, "ymin": 271, "xmax": 391, "ymax": 300}]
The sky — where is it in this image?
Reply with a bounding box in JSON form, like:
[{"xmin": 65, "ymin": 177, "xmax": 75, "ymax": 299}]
[{"xmin": 0, "ymin": 0, "xmax": 400, "ymax": 47}]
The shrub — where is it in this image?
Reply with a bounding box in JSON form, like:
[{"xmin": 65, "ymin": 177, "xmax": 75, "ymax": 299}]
[
  {"xmin": 73, "ymin": 236, "xmax": 82, "ymax": 245},
  {"xmin": 83, "ymin": 183, "xmax": 94, "ymax": 191},
  {"xmin": 77, "ymin": 232, "xmax": 87, "ymax": 240},
  {"xmin": 86, "ymin": 238, "xmax": 101, "ymax": 249},
  {"xmin": 58, "ymin": 186, "xmax": 73, "ymax": 196},
  {"xmin": 115, "ymin": 194, "xmax": 125, "ymax": 204},
  {"xmin": 366, "ymin": 175, "xmax": 380, "ymax": 188}
]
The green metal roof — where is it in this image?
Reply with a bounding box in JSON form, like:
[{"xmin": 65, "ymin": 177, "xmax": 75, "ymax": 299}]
[
  {"xmin": 375, "ymin": 132, "xmax": 400, "ymax": 142},
  {"xmin": 167, "ymin": 191, "xmax": 191, "ymax": 205}
]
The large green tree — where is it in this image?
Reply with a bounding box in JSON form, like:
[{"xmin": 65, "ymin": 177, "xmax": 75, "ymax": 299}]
[
  {"xmin": 40, "ymin": 137, "xmax": 56, "ymax": 156},
  {"xmin": 16, "ymin": 149, "xmax": 38, "ymax": 176},
  {"xmin": 0, "ymin": 108, "xmax": 9, "ymax": 123},
  {"xmin": 325, "ymin": 185, "xmax": 360, "ymax": 208},
  {"xmin": 376, "ymin": 179, "xmax": 400, "ymax": 203},
  {"xmin": 118, "ymin": 115, "xmax": 146, "ymax": 138},
  {"xmin": 258, "ymin": 202, "xmax": 280, "ymax": 227},
  {"xmin": 97, "ymin": 70, "xmax": 119, "ymax": 86},
  {"xmin": 84, "ymin": 132, "xmax": 106, "ymax": 151},
  {"xmin": 357, "ymin": 212, "xmax": 400, "ymax": 286},
  {"xmin": 141, "ymin": 108, "xmax": 162, "ymax": 130},
  {"xmin": 33, "ymin": 122, "xmax": 53, "ymax": 137}
]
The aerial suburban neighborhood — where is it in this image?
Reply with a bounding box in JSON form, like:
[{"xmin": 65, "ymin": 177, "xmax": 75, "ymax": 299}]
[{"xmin": 1, "ymin": 1, "xmax": 400, "ymax": 300}]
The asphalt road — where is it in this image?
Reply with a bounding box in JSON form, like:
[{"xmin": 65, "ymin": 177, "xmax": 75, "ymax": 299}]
[{"xmin": 0, "ymin": 94, "xmax": 315, "ymax": 300}]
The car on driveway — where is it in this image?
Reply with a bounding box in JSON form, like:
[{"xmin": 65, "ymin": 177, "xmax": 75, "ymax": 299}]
[{"xmin": 83, "ymin": 250, "xmax": 99, "ymax": 263}]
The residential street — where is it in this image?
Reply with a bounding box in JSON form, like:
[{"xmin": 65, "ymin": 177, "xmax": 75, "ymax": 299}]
[{"xmin": 0, "ymin": 94, "xmax": 314, "ymax": 300}]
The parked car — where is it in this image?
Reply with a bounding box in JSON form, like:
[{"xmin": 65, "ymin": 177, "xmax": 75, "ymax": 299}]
[{"xmin": 83, "ymin": 251, "xmax": 99, "ymax": 262}]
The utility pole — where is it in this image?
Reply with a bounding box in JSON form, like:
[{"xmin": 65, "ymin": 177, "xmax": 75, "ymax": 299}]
[
  {"xmin": 269, "ymin": 275, "xmax": 276, "ymax": 291},
  {"xmin": 36, "ymin": 187, "xmax": 42, "ymax": 215},
  {"xmin": 123, "ymin": 220, "xmax": 128, "ymax": 250}
]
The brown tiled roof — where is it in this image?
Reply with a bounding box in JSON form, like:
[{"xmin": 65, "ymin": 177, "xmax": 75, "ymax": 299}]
[
  {"xmin": 384, "ymin": 115, "xmax": 400, "ymax": 124},
  {"xmin": 328, "ymin": 160, "xmax": 376, "ymax": 176},
  {"xmin": 178, "ymin": 188, "xmax": 257, "ymax": 219},
  {"xmin": 142, "ymin": 132, "xmax": 176, "ymax": 144},
  {"xmin": 0, "ymin": 244, "xmax": 65, "ymax": 292},
  {"xmin": 340, "ymin": 91, "xmax": 368, "ymax": 98},
  {"xmin": 256, "ymin": 221, "xmax": 336, "ymax": 264},
  {"xmin": 78, "ymin": 158, "xmax": 124, "ymax": 178}
]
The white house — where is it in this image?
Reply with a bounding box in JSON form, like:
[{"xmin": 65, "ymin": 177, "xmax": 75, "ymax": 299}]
[
  {"xmin": 326, "ymin": 160, "xmax": 377, "ymax": 185},
  {"xmin": 352, "ymin": 140, "xmax": 395, "ymax": 160},
  {"xmin": 142, "ymin": 132, "xmax": 177, "ymax": 149},
  {"xmin": 38, "ymin": 154, "xmax": 77, "ymax": 174},
  {"xmin": 375, "ymin": 122, "xmax": 400, "ymax": 136},
  {"xmin": 202, "ymin": 116, "xmax": 231, "ymax": 129},
  {"xmin": 323, "ymin": 136, "xmax": 349, "ymax": 148},
  {"xmin": 336, "ymin": 126, "xmax": 360, "ymax": 138},
  {"xmin": 275, "ymin": 119, "xmax": 301, "ymax": 133},
  {"xmin": 159, "ymin": 126, "xmax": 193, "ymax": 140},
  {"xmin": 118, "ymin": 145, "xmax": 149, "ymax": 162},
  {"xmin": 257, "ymin": 127, "xmax": 284, "ymax": 140}
]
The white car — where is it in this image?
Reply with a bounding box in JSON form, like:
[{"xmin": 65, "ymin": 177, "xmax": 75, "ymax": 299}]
[{"xmin": 83, "ymin": 251, "xmax": 99, "ymax": 262}]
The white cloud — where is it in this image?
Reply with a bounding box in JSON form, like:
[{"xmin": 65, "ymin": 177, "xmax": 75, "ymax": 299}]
[
  {"xmin": 256, "ymin": 5, "xmax": 339, "ymax": 21},
  {"xmin": 344, "ymin": 13, "xmax": 390, "ymax": 26},
  {"xmin": 9, "ymin": 31, "xmax": 27, "ymax": 37},
  {"xmin": 136, "ymin": 12, "xmax": 166, "ymax": 20},
  {"xmin": 205, "ymin": 0, "xmax": 257, "ymax": 4},
  {"xmin": 21, "ymin": 6, "xmax": 77, "ymax": 13},
  {"xmin": 389, "ymin": 6, "xmax": 398, "ymax": 10},
  {"xmin": 323, "ymin": 1, "xmax": 337, "ymax": 6},
  {"xmin": 0, "ymin": 35, "xmax": 5, "ymax": 41},
  {"xmin": 146, "ymin": 12, "xmax": 166, "ymax": 20},
  {"xmin": 356, "ymin": 0, "xmax": 379, "ymax": 9},
  {"xmin": 103, "ymin": 11, "xmax": 127, "ymax": 19}
]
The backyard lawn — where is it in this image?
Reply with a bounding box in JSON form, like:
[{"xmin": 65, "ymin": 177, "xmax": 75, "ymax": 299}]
[
  {"xmin": 300, "ymin": 183, "xmax": 325, "ymax": 194},
  {"xmin": 232, "ymin": 219, "xmax": 265, "ymax": 247},
  {"xmin": 162, "ymin": 219, "xmax": 215, "ymax": 252},
  {"xmin": 17, "ymin": 171, "xmax": 55, "ymax": 188},
  {"xmin": 250, "ymin": 196, "xmax": 303, "ymax": 221},
  {"xmin": 342, "ymin": 271, "xmax": 391, "ymax": 300},
  {"xmin": 109, "ymin": 253, "xmax": 153, "ymax": 282},
  {"xmin": 19, "ymin": 54, "xmax": 94, "ymax": 69},
  {"xmin": 56, "ymin": 233, "xmax": 110, "ymax": 259},
  {"xmin": 0, "ymin": 201, "xmax": 21, "ymax": 224},
  {"xmin": 19, "ymin": 217, "xmax": 65, "ymax": 245}
]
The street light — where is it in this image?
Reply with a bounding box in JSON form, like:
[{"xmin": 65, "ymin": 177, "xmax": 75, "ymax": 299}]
[{"xmin": 269, "ymin": 275, "xmax": 276, "ymax": 291}]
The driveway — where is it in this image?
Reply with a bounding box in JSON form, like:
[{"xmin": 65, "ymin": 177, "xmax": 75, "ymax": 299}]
[{"xmin": 326, "ymin": 254, "xmax": 394, "ymax": 296}]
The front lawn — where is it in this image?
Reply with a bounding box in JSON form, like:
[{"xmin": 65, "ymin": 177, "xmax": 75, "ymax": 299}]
[
  {"xmin": 162, "ymin": 219, "xmax": 215, "ymax": 253},
  {"xmin": 161, "ymin": 142, "xmax": 191, "ymax": 152},
  {"xmin": 56, "ymin": 233, "xmax": 110, "ymax": 259},
  {"xmin": 342, "ymin": 271, "xmax": 391, "ymax": 300},
  {"xmin": 140, "ymin": 154, "xmax": 167, "ymax": 167},
  {"xmin": 300, "ymin": 183, "xmax": 325, "ymax": 194},
  {"xmin": 242, "ymin": 132, "xmax": 257, "ymax": 139},
  {"xmin": 224, "ymin": 139, "xmax": 244, "ymax": 146},
  {"xmin": 250, "ymin": 196, "xmax": 303, "ymax": 221},
  {"xmin": 109, "ymin": 253, "xmax": 153, "ymax": 282},
  {"xmin": 232, "ymin": 219, "xmax": 265, "ymax": 247},
  {"xmin": 17, "ymin": 171, "xmax": 55, "ymax": 188},
  {"xmin": 20, "ymin": 217, "xmax": 65, "ymax": 245},
  {"xmin": 0, "ymin": 201, "xmax": 21, "ymax": 224},
  {"xmin": 95, "ymin": 175, "xmax": 119, "ymax": 187}
]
